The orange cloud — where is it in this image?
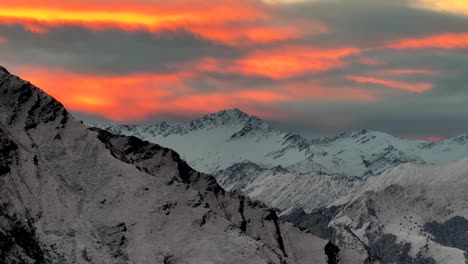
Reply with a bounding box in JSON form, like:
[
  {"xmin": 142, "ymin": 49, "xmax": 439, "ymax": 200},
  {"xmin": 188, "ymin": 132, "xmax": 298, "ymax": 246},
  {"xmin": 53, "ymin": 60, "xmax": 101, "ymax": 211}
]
[
  {"xmin": 193, "ymin": 46, "xmax": 360, "ymax": 79},
  {"xmin": 347, "ymin": 75, "xmax": 434, "ymax": 93},
  {"xmin": 0, "ymin": 2, "xmax": 264, "ymax": 27},
  {"xmin": 188, "ymin": 21, "xmax": 326, "ymax": 46},
  {"xmin": 236, "ymin": 46, "xmax": 360, "ymax": 79},
  {"xmin": 387, "ymin": 33, "xmax": 468, "ymax": 49},
  {"xmin": 379, "ymin": 68, "xmax": 441, "ymax": 75},
  {"xmin": 23, "ymin": 23, "xmax": 48, "ymax": 34},
  {"xmin": 13, "ymin": 66, "xmax": 294, "ymax": 121},
  {"xmin": 18, "ymin": 67, "xmax": 190, "ymax": 120},
  {"xmin": 0, "ymin": 1, "xmax": 325, "ymax": 45}
]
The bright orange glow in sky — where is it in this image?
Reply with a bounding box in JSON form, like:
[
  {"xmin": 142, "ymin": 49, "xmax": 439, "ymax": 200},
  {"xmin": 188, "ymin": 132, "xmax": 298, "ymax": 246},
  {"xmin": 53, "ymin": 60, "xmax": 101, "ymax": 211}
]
[
  {"xmin": 191, "ymin": 46, "xmax": 361, "ymax": 79},
  {"xmin": 0, "ymin": 2, "xmax": 265, "ymax": 27},
  {"xmin": 0, "ymin": 1, "xmax": 326, "ymax": 45},
  {"xmin": 347, "ymin": 76, "xmax": 434, "ymax": 93},
  {"xmin": 387, "ymin": 33, "xmax": 468, "ymax": 49},
  {"xmin": 235, "ymin": 46, "xmax": 360, "ymax": 79},
  {"xmin": 18, "ymin": 67, "xmax": 296, "ymax": 121}
]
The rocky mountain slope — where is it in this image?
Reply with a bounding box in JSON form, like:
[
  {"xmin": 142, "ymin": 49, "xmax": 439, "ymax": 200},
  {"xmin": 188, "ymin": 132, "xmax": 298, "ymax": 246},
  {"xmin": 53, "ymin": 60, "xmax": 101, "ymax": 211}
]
[
  {"xmin": 0, "ymin": 66, "xmax": 365, "ymax": 263},
  {"xmin": 215, "ymin": 161, "xmax": 361, "ymax": 212},
  {"xmin": 284, "ymin": 158, "xmax": 468, "ymax": 264}
]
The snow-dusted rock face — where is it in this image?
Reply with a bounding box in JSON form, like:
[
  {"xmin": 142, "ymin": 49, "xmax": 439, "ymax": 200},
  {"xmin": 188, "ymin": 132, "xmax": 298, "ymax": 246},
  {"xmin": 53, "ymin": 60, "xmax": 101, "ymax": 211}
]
[
  {"xmin": 216, "ymin": 162, "xmax": 361, "ymax": 212},
  {"xmin": 285, "ymin": 159, "xmax": 468, "ymax": 264},
  {"xmin": 0, "ymin": 67, "xmax": 365, "ymax": 263}
]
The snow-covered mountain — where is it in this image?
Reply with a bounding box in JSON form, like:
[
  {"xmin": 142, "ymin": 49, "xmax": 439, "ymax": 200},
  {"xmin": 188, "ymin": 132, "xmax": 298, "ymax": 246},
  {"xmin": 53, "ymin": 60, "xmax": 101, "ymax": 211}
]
[
  {"xmin": 95, "ymin": 109, "xmax": 312, "ymax": 174},
  {"xmin": 93, "ymin": 98, "xmax": 468, "ymax": 264},
  {"xmin": 0, "ymin": 66, "xmax": 366, "ymax": 263},
  {"xmin": 283, "ymin": 158, "xmax": 468, "ymax": 264},
  {"xmin": 94, "ymin": 108, "xmax": 468, "ymax": 214},
  {"xmin": 94, "ymin": 110, "xmax": 468, "ymax": 179}
]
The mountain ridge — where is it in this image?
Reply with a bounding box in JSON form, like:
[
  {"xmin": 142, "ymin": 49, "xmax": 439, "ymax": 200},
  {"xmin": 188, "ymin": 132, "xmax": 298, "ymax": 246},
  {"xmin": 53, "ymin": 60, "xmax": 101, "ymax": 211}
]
[{"xmin": 93, "ymin": 108, "xmax": 468, "ymax": 179}]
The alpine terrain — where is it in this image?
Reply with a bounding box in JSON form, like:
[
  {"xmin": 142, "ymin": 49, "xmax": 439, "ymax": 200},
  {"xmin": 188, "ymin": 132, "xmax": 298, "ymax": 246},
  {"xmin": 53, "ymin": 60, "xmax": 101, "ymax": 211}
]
[
  {"xmin": 95, "ymin": 107, "xmax": 468, "ymax": 263},
  {"xmin": 0, "ymin": 66, "xmax": 368, "ymax": 263}
]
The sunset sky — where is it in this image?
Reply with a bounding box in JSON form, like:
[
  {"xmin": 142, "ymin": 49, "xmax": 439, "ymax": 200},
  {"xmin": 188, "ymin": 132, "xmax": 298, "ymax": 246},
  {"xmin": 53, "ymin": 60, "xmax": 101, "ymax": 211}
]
[{"xmin": 1, "ymin": 0, "xmax": 468, "ymax": 140}]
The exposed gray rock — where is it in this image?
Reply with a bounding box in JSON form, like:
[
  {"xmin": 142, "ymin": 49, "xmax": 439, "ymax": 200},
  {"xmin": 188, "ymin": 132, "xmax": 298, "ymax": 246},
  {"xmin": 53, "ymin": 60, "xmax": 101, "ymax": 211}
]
[
  {"xmin": 368, "ymin": 234, "xmax": 437, "ymax": 264},
  {"xmin": 424, "ymin": 216, "xmax": 468, "ymax": 252},
  {"xmin": 280, "ymin": 207, "xmax": 338, "ymax": 240},
  {"xmin": 0, "ymin": 127, "xmax": 18, "ymax": 176}
]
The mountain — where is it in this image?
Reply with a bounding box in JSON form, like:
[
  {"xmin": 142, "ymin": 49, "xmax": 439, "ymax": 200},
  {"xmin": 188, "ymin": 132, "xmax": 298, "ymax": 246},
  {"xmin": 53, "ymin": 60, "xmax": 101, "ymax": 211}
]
[
  {"xmin": 283, "ymin": 158, "xmax": 468, "ymax": 264},
  {"xmin": 0, "ymin": 66, "xmax": 366, "ymax": 263},
  {"xmin": 94, "ymin": 109, "xmax": 468, "ymax": 213},
  {"xmin": 93, "ymin": 101, "xmax": 468, "ymax": 263},
  {"xmin": 95, "ymin": 108, "xmax": 311, "ymax": 174}
]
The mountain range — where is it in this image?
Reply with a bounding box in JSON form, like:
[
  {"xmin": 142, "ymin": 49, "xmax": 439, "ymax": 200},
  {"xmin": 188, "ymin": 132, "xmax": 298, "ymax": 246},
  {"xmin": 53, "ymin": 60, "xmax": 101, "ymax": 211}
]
[
  {"xmin": 94, "ymin": 106, "xmax": 468, "ymax": 263},
  {"xmin": 1, "ymin": 64, "xmax": 467, "ymax": 263},
  {"xmin": 95, "ymin": 108, "xmax": 468, "ymax": 179}
]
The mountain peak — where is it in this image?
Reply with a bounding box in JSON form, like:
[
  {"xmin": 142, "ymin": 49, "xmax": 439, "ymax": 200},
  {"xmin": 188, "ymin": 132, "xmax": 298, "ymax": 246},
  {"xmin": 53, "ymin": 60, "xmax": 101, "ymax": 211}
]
[
  {"xmin": 0, "ymin": 65, "xmax": 10, "ymax": 74},
  {"xmin": 0, "ymin": 65, "xmax": 70, "ymax": 147},
  {"xmin": 195, "ymin": 108, "xmax": 266, "ymax": 128},
  {"xmin": 210, "ymin": 108, "xmax": 250, "ymax": 120}
]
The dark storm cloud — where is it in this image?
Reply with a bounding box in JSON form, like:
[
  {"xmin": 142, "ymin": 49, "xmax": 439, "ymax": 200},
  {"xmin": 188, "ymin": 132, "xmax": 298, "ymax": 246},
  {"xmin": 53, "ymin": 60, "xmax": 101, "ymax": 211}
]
[{"xmin": 0, "ymin": 23, "xmax": 240, "ymax": 74}]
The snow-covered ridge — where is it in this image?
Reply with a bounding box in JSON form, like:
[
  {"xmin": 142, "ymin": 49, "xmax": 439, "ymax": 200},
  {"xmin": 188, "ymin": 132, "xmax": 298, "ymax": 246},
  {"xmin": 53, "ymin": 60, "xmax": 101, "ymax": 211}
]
[{"xmin": 93, "ymin": 109, "xmax": 312, "ymax": 174}]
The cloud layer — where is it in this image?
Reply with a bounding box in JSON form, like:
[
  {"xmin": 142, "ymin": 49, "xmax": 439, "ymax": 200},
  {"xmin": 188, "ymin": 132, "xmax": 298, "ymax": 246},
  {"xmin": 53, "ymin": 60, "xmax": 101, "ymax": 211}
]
[{"xmin": 1, "ymin": 0, "xmax": 467, "ymax": 139}]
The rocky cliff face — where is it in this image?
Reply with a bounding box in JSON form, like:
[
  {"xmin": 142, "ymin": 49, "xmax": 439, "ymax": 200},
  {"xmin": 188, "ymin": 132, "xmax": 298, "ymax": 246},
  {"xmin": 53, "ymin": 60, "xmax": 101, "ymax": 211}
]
[{"xmin": 0, "ymin": 66, "xmax": 364, "ymax": 263}]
